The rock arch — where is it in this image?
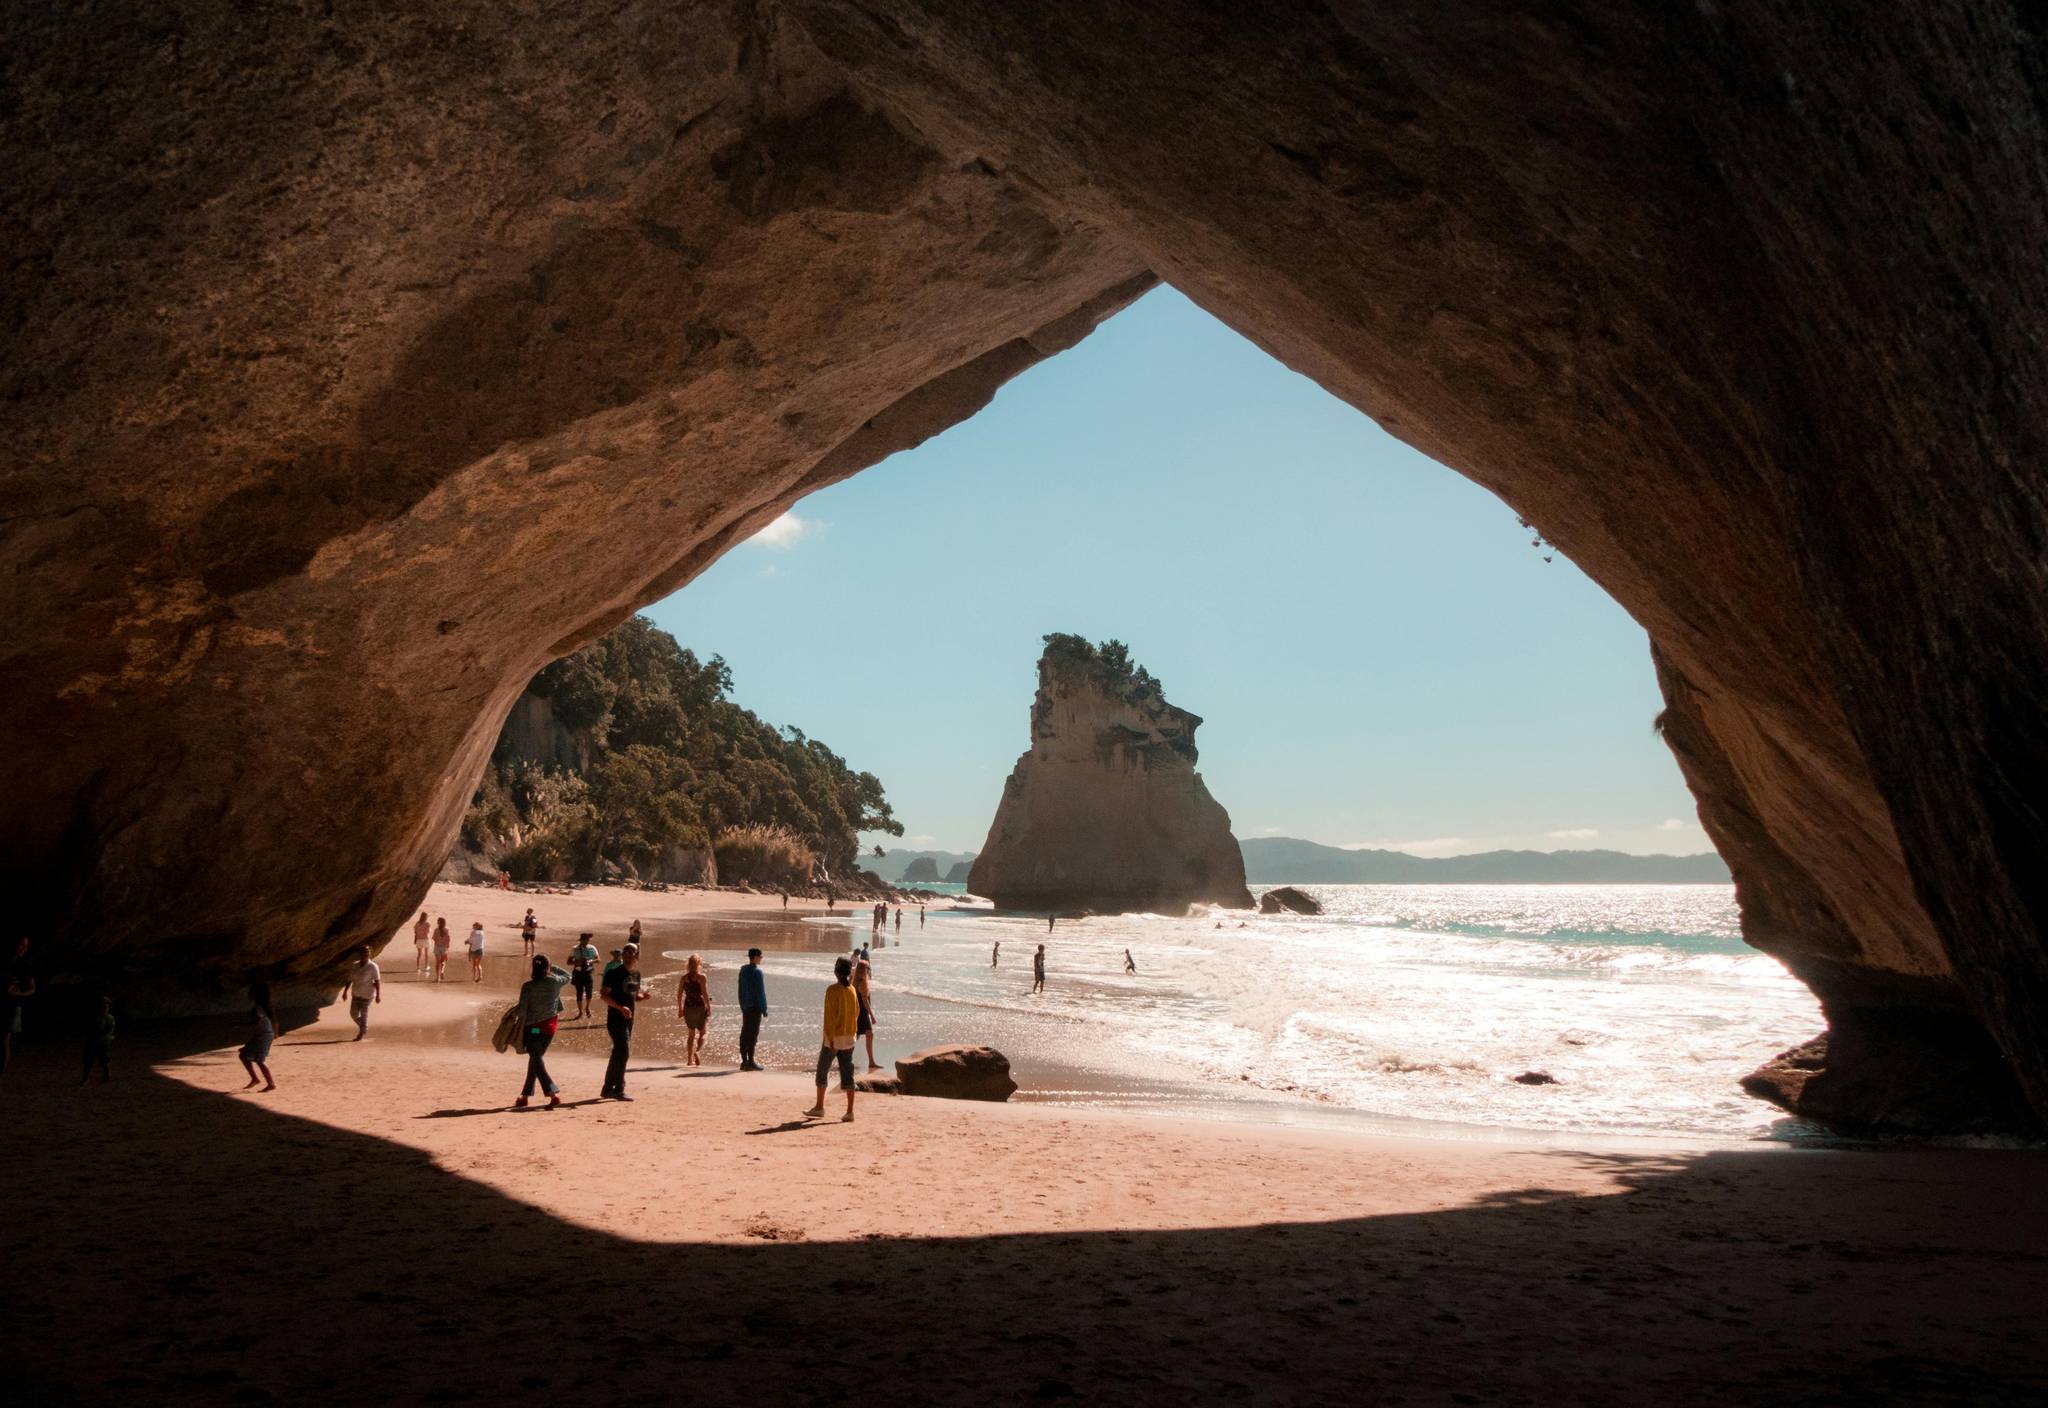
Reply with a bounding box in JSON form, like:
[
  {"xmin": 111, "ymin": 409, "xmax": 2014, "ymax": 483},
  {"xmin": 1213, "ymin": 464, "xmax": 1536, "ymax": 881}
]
[{"xmin": 5, "ymin": 3, "xmax": 2043, "ymax": 1131}]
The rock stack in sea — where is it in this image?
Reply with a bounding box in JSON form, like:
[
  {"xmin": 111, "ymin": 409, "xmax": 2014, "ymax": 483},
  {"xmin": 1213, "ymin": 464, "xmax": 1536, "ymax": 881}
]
[{"xmin": 967, "ymin": 635, "xmax": 1253, "ymax": 915}]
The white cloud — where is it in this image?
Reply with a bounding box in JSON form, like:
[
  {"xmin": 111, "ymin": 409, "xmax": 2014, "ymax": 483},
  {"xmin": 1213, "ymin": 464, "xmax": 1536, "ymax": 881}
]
[
  {"xmin": 748, "ymin": 512, "xmax": 809, "ymax": 548},
  {"xmin": 1546, "ymin": 827, "xmax": 1600, "ymax": 842},
  {"xmin": 1656, "ymin": 817, "xmax": 1693, "ymax": 832},
  {"xmin": 1345, "ymin": 836, "xmax": 1470, "ymax": 857},
  {"xmin": 1258, "ymin": 826, "xmax": 1282, "ymax": 835}
]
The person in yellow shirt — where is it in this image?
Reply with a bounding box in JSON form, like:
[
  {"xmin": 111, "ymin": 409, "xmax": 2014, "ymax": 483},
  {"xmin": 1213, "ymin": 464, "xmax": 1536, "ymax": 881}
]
[{"xmin": 803, "ymin": 955, "xmax": 861, "ymax": 1122}]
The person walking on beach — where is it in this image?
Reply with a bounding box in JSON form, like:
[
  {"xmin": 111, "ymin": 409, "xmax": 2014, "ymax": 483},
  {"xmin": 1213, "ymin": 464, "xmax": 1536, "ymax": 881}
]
[
  {"xmin": 1123, "ymin": 948, "xmax": 1137, "ymax": 976},
  {"xmin": 568, "ymin": 932, "xmax": 599, "ymax": 1020},
  {"xmin": 893, "ymin": 906, "xmax": 902, "ymax": 934},
  {"xmin": 677, "ymin": 953, "xmax": 711, "ymax": 1067},
  {"xmin": 780, "ymin": 890, "xmax": 788, "ymax": 911},
  {"xmin": 1033, "ymin": 943, "xmax": 1046, "ymax": 993},
  {"xmin": 346, "ymin": 944, "xmax": 380, "ymax": 1040},
  {"xmin": 854, "ymin": 956, "xmax": 882, "ymax": 1071},
  {"xmin": 515, "ymin": 953, "xmax": 570, "ymax": 1109},
  {"xmin": 431, "ymin": 918, "xmax": 452, "ymax": 982},
  {"xmin": 737, "ymin": 948, "xmax": 767, "ymax": 1071},
  {"xmin": 991, "ymin": 940, "xmax": 999, "ymax": 969},
  {"xmin": 1047, "ymin": 914, "xmax": 1055, "ymax": 933},
  {"xmin": 520, "ymin": 908, "xmax": 538, "ymax": 957},
  {"xmin": 600, "ymin": 943, "xmax": 645, "ymax": 1100},
  {"xmin": 412, "ymin": 911, "xmax": 431, "ymax": 973},
  {"xmin": 238, "ymin": 980, "xmax": 277, "ymax": 1091},
  {"xmin": 466, "ymin": 921, "xmax": 486, "ymax": 982},
  {"xmin": 80, "ymin": 994, "xmax": 115, "ymax": 1085},
  {"xmin": 628, "ymin": 919, "xmax": 643, "ymax": 946},
  {"xmin": 918, "ymin": 905, "xmax": 925, "ymax": 929},
  {"xmin": 2, "ymin": 935, "xmax": 34, "ymax": 1076},
  {"xmin": 802, "ymin": 955, "xmax": 860, "ymax": 1123}
]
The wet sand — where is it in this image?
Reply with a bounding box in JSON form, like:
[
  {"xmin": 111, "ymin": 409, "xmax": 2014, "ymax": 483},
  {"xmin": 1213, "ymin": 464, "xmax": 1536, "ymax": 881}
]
[{"xmin": 5, "ymin": 948, "xmax": 2048, "ymax": 1403}]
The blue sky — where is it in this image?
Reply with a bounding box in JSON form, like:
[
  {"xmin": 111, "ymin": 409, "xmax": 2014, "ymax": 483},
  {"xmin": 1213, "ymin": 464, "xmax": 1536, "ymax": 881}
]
[{"xmin": 647, "ymin": 288, "xmax": 1708, "ymax": 859}]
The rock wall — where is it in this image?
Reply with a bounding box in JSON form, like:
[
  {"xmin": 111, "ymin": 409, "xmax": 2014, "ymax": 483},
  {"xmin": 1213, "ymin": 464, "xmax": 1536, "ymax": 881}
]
[
  {"xmin": 969, "ymin": 642, "xmax": 1251, "ymax": 914},
  {"xmin": 6, "ymin": 3, "xmax": 2047, "ymax": 1129}
]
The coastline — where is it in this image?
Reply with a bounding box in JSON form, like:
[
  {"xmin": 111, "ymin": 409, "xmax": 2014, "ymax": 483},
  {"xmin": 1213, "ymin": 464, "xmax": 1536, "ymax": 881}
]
[{"xmin": 4, "ymin": 972, "xmax": 2047, "ymax": 1403}]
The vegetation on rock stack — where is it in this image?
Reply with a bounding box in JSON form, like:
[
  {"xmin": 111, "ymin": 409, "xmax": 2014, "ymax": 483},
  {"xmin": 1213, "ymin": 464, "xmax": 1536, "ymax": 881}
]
[
  {"xmin": 464, "ymin": 616, "xmax": 899, "ymax": 884},
  {"xmin": 1038, "ymin": 633, "xmax": 1198, "ymax": 763}
]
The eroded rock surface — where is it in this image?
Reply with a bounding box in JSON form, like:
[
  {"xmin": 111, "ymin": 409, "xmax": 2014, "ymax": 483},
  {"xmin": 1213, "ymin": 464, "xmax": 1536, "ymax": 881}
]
[
  {"xmin": 894, "ymin": 1044, "xmax": 1018, "ymax": 1102},
  {"xmin": 1259, "ymin": 887, "xmax": 1323, "ymax": 917},
  {"xmin": 5, "ymin": 4, "xmax": 2047, "ymax": 1131},
  {"xmin": 969, "ymin": 637, "xmax": 1251, "ymax": 915}
]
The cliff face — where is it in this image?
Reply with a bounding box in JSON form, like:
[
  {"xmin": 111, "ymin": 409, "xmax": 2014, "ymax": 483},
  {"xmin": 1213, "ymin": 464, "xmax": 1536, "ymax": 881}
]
[
  {"xmin": 969, "ymin": 639, "xmax": 1251, "ymax": 914},
  {"xmin": 7, "ymin": 3, "xmax": 2048, "ymax": 1132}
]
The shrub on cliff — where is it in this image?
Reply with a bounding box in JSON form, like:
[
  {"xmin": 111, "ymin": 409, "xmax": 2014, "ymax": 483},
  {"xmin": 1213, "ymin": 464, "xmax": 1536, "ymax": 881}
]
[{"xmin": 712, "ymin": 823, "xmax": 817, "ymax": 890}]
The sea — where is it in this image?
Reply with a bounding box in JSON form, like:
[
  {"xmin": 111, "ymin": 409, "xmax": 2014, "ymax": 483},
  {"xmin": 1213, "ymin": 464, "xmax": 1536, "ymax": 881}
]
[{"xmin": 736, "ymin": 883, "xmax": 1824, "ymax": 1145}]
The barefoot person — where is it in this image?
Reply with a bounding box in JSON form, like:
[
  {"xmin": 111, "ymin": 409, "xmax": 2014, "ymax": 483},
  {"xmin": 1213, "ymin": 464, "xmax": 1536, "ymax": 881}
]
[
  {"xmin": 854, "ymin": 957, "xmax": 882, "ymax": 1072},
  {"xmin": 520, "ymin": 908, "xmax": 538, "ymax": 957},
  {"xmin": 345, "ymin": 944, "xmax": 380, "ymax": 1040},
  {"xmin": 599, "ymin": 943, "xmax": 645, "ymax": 1101},
  {"xmin": 676, "ymin": 953, "xmax": 711, "ymax": 1067},
  {"xmin": 431, "ymin": 918, "xmax": 451, "ymax": 982},
  {"xmin": 238, "ymin": 980, "xmax": 277, "ymax": 1091},
  {"xmin": 514, "ymin": 954, "xmax": 570, "ymax": 1109},
  {"xmin": 991, "ymin": 940, "xmax": 1000, "ymax": 969},
  {"xmin": 803, "ymin": 956, "xmax": 860, "ymax": 1123},
  {"xmin": 1033, "ymin": 943, "xmax": 1046, "ymax": 993},
  {"xmin": 1124, "ymin": 948, "xmax": 1137, "ymax": 976},
  {"xmin": 567, "ymin": 932, "xmax": 599, "ymax": 1020},
  {"xmin": 412, "ymin": 911, "xmax": 431, "ymax": 973},
  {"xmin": 466, "ymin": 921, "xmax": 486, "ymax": 982},
  {"xmin": 737, "ymin": 948, "xmax": 767, "ymax": 1071}
]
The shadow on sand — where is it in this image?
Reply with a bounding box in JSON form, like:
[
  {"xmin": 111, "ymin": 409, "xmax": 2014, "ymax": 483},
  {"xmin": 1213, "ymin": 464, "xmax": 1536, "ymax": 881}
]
[{"xmin": 4, "ymin": 1028, "xmax": 2047, "ymax": 1406}]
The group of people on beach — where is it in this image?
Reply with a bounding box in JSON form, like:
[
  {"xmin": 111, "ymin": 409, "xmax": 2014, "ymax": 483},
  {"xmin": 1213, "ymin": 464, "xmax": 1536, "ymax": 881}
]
[
  {"xmin": 506, "ymin": 931, "xmax": 876, "ymax": 1121},
  {"xmin": 408, "ymin": 912, "xmax": 489, "ymax": 983}
]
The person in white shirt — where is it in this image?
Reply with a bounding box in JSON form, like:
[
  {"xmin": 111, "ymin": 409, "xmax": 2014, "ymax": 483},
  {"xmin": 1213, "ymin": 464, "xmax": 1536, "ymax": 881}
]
[
  {"xmin": 467, "ymin": 922, "xmax": 486, "ymax": 983},
  {"xmin": 346, "ymin": 944, "xmax": 380, "ymax": 1039}
]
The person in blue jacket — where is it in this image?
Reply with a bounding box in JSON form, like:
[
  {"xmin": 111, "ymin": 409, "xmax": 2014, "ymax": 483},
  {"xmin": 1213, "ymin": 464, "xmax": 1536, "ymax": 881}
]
[{"xmin": 736, "ymin": 947, "xmax": 768, "ymax": 1071}]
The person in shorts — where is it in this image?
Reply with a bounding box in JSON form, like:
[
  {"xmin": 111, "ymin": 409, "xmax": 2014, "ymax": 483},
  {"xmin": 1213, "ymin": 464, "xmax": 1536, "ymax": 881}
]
[
  {"xmin": 466, "ymin": 921, "xmax": 486, "ymax": 982},
  {"xmin": 568, "ymin": 932, "xmax": 598, "ymax": 1019},
  {"xmin": 803, "ymin": 956, "xmax": 860, "ymax": 1123},
  {"xmin": 238, "ymin": 979, "xmax": 277, "ymax": 1091},
  {"xmin": 346, "ymin": 944, "xmax": 380, "ymax": 1039},
  {"xmin": 676, "ymin": 953, "xmax": 711, "ymax": 1067}
]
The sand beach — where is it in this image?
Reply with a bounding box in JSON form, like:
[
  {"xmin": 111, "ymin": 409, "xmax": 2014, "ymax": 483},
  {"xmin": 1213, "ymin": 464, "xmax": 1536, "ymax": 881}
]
[{"xmin": 3, "ymin": 881, "xmax": 2046, "ymax": 1404}]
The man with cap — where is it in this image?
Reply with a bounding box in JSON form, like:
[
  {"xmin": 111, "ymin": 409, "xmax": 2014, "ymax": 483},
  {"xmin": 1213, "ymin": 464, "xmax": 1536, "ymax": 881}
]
[
  {"xmin": 599, "ymin": 942, "xmax": 646, "ymax": 1100},
  {"xmin": 736, "ymin": 947, "xmax": 768, "ymax": 1071}
]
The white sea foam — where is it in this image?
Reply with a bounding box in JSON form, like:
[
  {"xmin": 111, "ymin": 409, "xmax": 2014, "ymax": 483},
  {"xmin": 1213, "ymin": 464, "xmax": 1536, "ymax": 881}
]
[{"xmin": 764, "ymin": 884, "xmax": 1822, "ymax": 1141}]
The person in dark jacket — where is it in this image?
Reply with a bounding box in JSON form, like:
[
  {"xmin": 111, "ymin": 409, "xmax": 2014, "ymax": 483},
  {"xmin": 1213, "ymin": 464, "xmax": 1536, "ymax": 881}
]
[
  {"xmin": 599, "ymin": 944, "xmax": 645, "ymax": 1100},
  {"xmin": 736, "ymin": 948, "xmax": 768, "ymax": 1071}
]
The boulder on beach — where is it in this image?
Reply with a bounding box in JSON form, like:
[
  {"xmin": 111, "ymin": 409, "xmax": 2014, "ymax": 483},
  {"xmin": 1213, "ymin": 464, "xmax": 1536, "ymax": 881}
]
[
  {"xmin": 855, "ymin": 1072, "xmax": 903, "ymax": 1095},
  {"xmin": 895, "ymin": 1044, "xmax": 1018, "ymax": 1102},
  {"xmin": 1513, "ymin": 1070, "xmax": 1558, "ymax": 1086},
  {"xmin": 1258, "ymin": 886, "xmax": 1322, "ymax": 915}
]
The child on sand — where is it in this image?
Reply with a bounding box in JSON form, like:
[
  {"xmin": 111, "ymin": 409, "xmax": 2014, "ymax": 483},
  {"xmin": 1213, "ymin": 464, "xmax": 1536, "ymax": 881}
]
[
  {"xmin": 803, "ymin": 955, "xmax": 860, "ymax": 1123},
  {"xmin": 238, "ymin": 980, "xmax": 276, "ymax": 1091},
  {"xmin": 80, "ymin": 994, "xmax": 114, "ymax": 1084}
]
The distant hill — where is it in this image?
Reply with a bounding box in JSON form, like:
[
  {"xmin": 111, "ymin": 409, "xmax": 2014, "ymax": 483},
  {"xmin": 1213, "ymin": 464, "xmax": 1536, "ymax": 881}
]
[
  {"xmin": 868, "ymin": 848, "xmax": 977, "ymax": 884},
  {"xmin": 902, "ymin": 857, "xmax": 941, "ymax": 882},
  {"xmin": 1240, "ymin": 836, "xmax": 1730, "ymax": 884},
  {"xmin": 943, "ymin": 860, "xmax": 973, "ymax": 884}
]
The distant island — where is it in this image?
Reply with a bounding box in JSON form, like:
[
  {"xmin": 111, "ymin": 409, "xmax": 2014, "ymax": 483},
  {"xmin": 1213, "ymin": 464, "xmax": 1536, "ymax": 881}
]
[
  {"xmin": 1241, "ymin": 836, "xmax": 1730, "ymax": 884},
  {"xmin": 868, "ymin": 848, "xmax": 978, "ymax": 884}
]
